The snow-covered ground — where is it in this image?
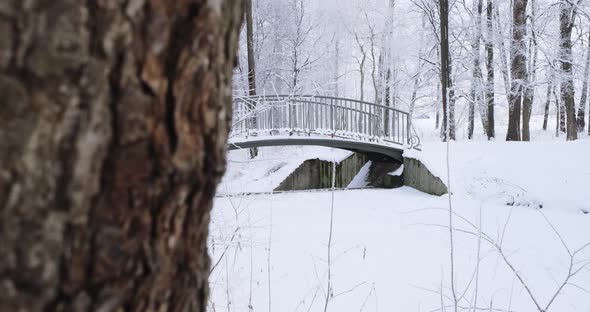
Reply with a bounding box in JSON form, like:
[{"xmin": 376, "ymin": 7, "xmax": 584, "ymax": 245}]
[{"xmin": 210, "ymin": 116, "xmax": 590, "ymax": 311}]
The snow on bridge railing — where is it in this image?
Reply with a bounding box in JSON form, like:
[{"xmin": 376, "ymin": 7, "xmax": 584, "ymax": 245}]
[{"xmin": 230, "ymin": 95, "xmax": 421, "ymax": 150}]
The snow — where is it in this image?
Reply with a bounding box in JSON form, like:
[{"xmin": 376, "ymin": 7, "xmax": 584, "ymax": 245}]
[
  {"xmin": 406, "ymin": 140, "xmax": 590, "ymax": 213},
  {"xmin": 210, "ymin": 188, "xmax": 590, "ymax": 312},
  {"xmin": 347, "ymin": 161, "xmax": 371, "ymax": 188},
  {"xmin": 388, "ymin": 164, "xmax": 404, "ymax": 176},
  {"xmin": 212, "ymin": 125, "xmax": 590, "ymax": 311}
]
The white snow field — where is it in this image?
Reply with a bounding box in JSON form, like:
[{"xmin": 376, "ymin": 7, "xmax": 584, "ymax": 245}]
[{"xmin": 210, "ymin": 136, "xmax": 590, "ymax": 311}]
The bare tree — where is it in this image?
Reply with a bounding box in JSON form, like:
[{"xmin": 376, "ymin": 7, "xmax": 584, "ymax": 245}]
[
  {"xmin": 543, "ymin": 73, "xmax": 553, "ymax": 131},
  {"xmin": 559, "ymin": 0, "xmax": 579, "ymax": 141},
  {"xmin": 285, "ymin": 0, "xmax": 320, "ymax": 94},
  {"xmin": 246, "ymin": 0, "xmax": 259, "ymax": 158},
  {"xmin": 577, "ymin": 31, "xmax": 590, "ymax": 133},
  {"xmin": 485, "ymin": 0, "xmax": 495, "ymax": 139},
  {"xmin": 469, "ymin": 0, "xmax": 484, "ymax": 140},
  {"xmin": 506, "ymin": 0, "xmax": 529, "ymax": 141},
  {"xmin": 522, "ymin": 0, "xmax": 537, "ymax": 141},
  {"xmin": 0, "ymin": 1, "xmax": 243, "ymax": 311},
  {"xmin": 495, "ymin": 7, "xmax": 514, "ymax": 113},
  {"xmin": 555, "ymin": 82, "xmax": 565, "ymax": 136},
  {"xmin": 382, "ymin": 0, "xmax": 397, "ymax": 109},
  {"xmin": 439, "ymin": 0, "xmax": 456, "ymax": 141},
  {"xmin": 369, "ymin": 27, "xmax": 381, "ymax": 106},
  {"xmin": 354, "ymin": 31, "xmax": 368, "ymax": 101}
]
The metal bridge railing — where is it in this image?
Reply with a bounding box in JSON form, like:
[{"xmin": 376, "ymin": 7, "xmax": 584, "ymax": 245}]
[{"xmin": 231, "ymin": 95, "xmax": 420, "ymax": 149}]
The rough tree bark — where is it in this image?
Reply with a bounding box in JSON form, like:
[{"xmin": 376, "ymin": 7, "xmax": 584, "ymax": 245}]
[
  {"xmin": 383, "ymin": 0, "xmax": 396, "ymax": 111},
  {"xmin": 436, "ymin": 81, "xmax": 441, "ymax": 130},
  {"xmin": 354, "ymin": 32, "xmax": 367, "ymax": 102},
  {"xmin": 485, "ymin": 0, "xmax": 495, "ymax": 139},
  {"xmin": 577, "ymin": 31, "xmax": 590, "ymax": 133},
  {"xmin": 469, "ymin": 0, "xmax": 483, "ymax": 140},
  {"xmin": 245, "ymin": 0, "xmax": 258, "ymax": 159},
  {"xmin": 543, "ymin": 74, "xmax": 553, "ymax": 131},
  {"xmin": 559, "ymin": 0, "xmax": 578, "ymax": 140},
  {"xmin": 0, "ymin": 1, "xmax": 243, "ymax": 311},
  {"xmin": 506, "ymin": 0, "xmax": 529, "ymax": 141},
  {"xmin": 494, "ymin": 7, "xmax": 512, "ymax": 113},
  {"xmin": 555, "ymin": 83, "xmax": 564, "ymax": 137},
  {"xmin": 439, "ymin": 0, "xmax": 455, "ymax": 141},
  {"xmin": 559, "ymin": 83, "xmax": 566, "ymax": 133},
  {"xmin": 522, "ymin": 0, "xmax": 537, "ymax": 141}
]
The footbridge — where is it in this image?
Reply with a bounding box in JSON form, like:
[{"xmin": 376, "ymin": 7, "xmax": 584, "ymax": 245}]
[{"xmin": 228, "ymin": 95, "xmax": 421, "ymax": 161}]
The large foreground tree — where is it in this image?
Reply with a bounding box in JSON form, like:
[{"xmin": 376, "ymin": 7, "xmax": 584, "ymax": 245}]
[{"xmin": 0, "ymin": 0, "xmax": 243, "ymax": 311}]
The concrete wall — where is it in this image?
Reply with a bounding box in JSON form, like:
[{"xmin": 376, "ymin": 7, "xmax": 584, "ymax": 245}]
[
  {"xmin": 275, "ymin": 153, "xmax": 369, "ymax": 191},
  {"xmin": 274, "ymin": 153, "xmax": 448, "ymax": 196},
  {"xmin": 402, "ymin": 157, "xmax": 448, "ymax": 196}
]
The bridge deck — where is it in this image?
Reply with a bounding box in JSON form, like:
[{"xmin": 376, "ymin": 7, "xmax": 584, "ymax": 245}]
[{"xmin": 228, "ymin": 135, "xmax": 404, "ymax": 161}]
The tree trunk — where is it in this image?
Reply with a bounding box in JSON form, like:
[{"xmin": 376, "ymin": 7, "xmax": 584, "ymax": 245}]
[
  {"xmin": 559, "ymin": 0, "xmax": 578, "ymax": 140},
  {"xmin": 522, "ymin": 0, "xmax": 537, "ymax": 141},
  {"xmin": 439, "ymin": 0, "xmax": 455, "ymax": 141},
  {"xmin": 245, "ymin": 0, "xmax": 258, "ymax": 158},
  {"xmin": 506, "ymin": 0, "xmax": 529, "ymax": 141},
  {"xmin": 369, "ymin": 27, "xmax": 380, "ymax": 105},
  {"xmin": 493, "ymin": 7, "xmax": 513, "ymax": 116},
  {"xmin": 0, "ymin": 1, "xmax": 243, "ymax": 311},
  {"xmin": 354, "ymin": 32, "xmax": 367, "ymax": 102},
  {"xmin": 560, "ymin": 90, "xmax": 566, "ymax": 133},
  {"xmin": 334, "ymin": 38, "xmax": 341, "ymax": 97},
  {"xmin": 469, "ymin": 0, "xmax": 483, "ymax": 140},
  {"xmin": 436, "ymin": 80, "xmax": 441, "ymax": 130},
  {"xmin": 485, "ymin": 0, "xmax": 495, "ymax": 139},
  {"xmin": 543, "ymin": 76, "xmax": 552, "ymax": 131},
  {"xmin": 577, "ymin": 32, "xmax": 590, "ymax": 133},
  {"xmin": 409, "ymin": 73, "xmax": 420, "ymax": 121},
  {"xmin": 555, "ymin": 84, "xmax": 564, "ymax": 137}
]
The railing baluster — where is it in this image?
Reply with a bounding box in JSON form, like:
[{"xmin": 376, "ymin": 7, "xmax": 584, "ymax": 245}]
[
  {"xmin": 368, "ymin": 105, "xmax": 373, "ymax": 138},
  {"xmin": 330, "ymin": 98, "xmax": 334, "ymax": 132}
]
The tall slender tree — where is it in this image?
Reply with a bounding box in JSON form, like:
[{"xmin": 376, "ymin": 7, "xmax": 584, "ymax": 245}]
[
  {"xmin": 469, "ymin": 0, "xmax": 484, "ymax": 140},
  {"xmin": 383, "ymin": 0, "xmax": 396, "ymax": 109},
  {"xmin": 506, "ymin": 0, "xmax": 529, "ymax": 141},
  {"xmin": 543, "ymin": 72, "xmax": 553, "ymax": 131},
  {"xmin": 0, "ymin": 0, "xmax": 243, "ymax": 311},
  {"xmin": 245, "ymin": 0, "xmax": 259, "ymax": 158},
  {"xmin": 485, "ymin": 0, "xmax": 495, "ymax": 139},
  {"xmin": 439, "ymin": 0, "xmax": 455, "ymax": 141},
  {"xmin": 354, "ymin": 31, "xmax": 368, "ymax": 102},
  {"xmin": 522, "ymin": 0, "xmax": 537, "ymax": 141},
  {"xmin": 494, "ymin": 7, "xmax": 513, "ymax": 120},
  {"xmin": 559, "ymin": 0, "xmax": 578, "ymax": 140},
  {"xmin": 577, "ymin": 31, "xmax": 590, "ymax": 133}
]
